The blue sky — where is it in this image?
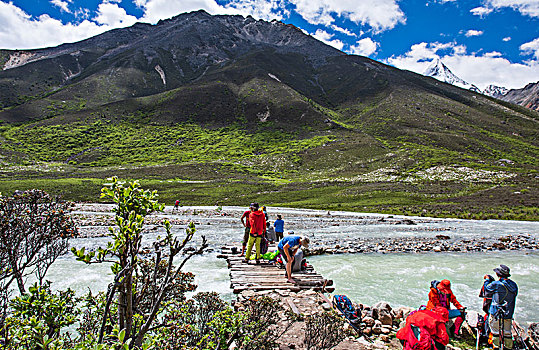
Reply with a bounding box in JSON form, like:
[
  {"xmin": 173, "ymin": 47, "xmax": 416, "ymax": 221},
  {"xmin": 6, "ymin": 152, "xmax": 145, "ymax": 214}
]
[{"xmin": 1, "ymin": 0, "xmax": 538, "ymax": 89}]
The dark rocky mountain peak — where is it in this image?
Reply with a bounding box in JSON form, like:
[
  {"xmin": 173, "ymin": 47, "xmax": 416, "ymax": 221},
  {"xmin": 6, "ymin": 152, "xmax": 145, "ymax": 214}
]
[{"xmin": 500, "ymin": 81, "xmax": 539, "ymax": 111}]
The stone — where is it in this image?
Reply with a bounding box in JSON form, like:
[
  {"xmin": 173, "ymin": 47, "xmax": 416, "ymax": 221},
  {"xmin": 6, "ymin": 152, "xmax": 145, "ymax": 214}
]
[
  {"xmin": 379, "ymin": 313, "xmax": 393, "ymax": 326},
  {"xmin": 433, "ymin": 245, "xmax": 442, "ymax": 252},
  {"xmin": 373, "ymin": 301, "xmax": 392, "ymax": 313},
  {"xmin": 321, "ymin": 302, "xmax": 331, "ymax": 311},
  {"xmin": 363, "ymin": 327, "xmax": 372, "ymax": 335},
  {"xmin": 380, "ymin": 335, "xmax": 391, "ymax": 342},
  {"xmin": 372, "ymin": 326, "xmax": 383, "ymax": 335},
  {"xmin": 363, "ymin": 316, "xmax": 376, "ymax": 327},
  {"xmin": 381, "ymin": 327, "xmax": 391, "ymax": 334}
]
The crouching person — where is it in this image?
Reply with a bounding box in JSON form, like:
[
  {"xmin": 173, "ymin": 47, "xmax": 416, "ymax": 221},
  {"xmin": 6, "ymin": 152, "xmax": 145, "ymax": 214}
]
[{"xmin": 277, "ymin": 235, "xmax": 309, "ymax": 283}]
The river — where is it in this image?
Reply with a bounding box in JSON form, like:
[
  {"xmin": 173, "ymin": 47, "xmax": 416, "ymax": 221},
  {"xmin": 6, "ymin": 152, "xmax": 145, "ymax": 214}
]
[{"xmin": 42, "ymin": 206, "xmax": 539, "ymax": 326}]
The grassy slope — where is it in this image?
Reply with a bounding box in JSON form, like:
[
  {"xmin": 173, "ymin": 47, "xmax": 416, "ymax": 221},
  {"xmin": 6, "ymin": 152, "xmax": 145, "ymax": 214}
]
[{"xmin": 0, "ymin": 55, "xmax": 538, "ymax": 220}]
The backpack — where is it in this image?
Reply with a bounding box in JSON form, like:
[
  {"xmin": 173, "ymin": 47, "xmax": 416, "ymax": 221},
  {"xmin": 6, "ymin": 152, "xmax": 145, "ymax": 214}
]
[{"xmin": 260, "ymin": 237, "xmax": 269, "ymax": 255}]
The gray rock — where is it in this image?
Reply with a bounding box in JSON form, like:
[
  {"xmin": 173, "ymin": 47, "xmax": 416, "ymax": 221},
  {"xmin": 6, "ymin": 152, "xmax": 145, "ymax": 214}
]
[{"xmin": 363, "ymin": 316, "xmax": 376, "ymax": 328}]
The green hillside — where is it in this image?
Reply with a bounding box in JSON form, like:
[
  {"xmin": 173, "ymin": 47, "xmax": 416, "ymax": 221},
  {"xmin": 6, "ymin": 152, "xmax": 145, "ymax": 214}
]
[{"xmin": 0, "ymin": 13, "xmax": 537, "ymax": 220}]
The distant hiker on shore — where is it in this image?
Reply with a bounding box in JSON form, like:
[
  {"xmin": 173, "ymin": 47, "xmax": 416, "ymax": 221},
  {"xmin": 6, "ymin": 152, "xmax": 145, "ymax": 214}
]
[
  {"xmin": 243, "ymin": 202, "xmax": 266, "ymax": 264},
  {"xmin": 174, "ymin": 199, "xmax": 180, "ymax": 211},
  {"xmin": 427, "ymin": 279, "xmax": 466, "ymax": 339},
  {"xmin": 483, "ymin": 264, "xmax": 518, "ymax": 350},
  {"xmin": 240, "ymin": 203, "xmax": 254, "ymax": 256},
  {"xmin": 274, "ymin": 214, "xmax": 284, "ymax": 241},
  {"xmin": 277, "ymin": 235, "xmax": 309, "ymax": 283}
]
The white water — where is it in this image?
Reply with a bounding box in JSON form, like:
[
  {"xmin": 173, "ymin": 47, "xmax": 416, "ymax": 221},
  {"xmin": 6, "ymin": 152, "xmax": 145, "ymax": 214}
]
[
  {"xmin": 310, "ymin": 251, "xmax": 539, "ymax": 326},
  {"xmin": 43, "ymin": 206, "xmax": 539, "ymax": 325}
]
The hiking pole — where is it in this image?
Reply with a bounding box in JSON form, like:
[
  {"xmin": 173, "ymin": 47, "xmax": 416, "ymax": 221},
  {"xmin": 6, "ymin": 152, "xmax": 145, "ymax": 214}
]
[
  {"xmin": 476, "ymin": 323, "xmax": 481, "ymax": 350},
  {"xmin": 512, "ymin": 323, "xmax": 529, "ymax": 350},
  {"xmin": 499, "ymin": 313, "xmax": 504, "ymax": 350}
]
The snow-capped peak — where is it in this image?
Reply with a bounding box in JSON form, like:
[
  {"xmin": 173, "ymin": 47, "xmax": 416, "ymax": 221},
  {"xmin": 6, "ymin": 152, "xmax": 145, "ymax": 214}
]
[
  {"xmin": 482, "ymin": 85, "xmax": 508, "ymax": 98},
  {"xmin": 424, "ymin": 58, "xmax": 481, "ymax": 93}
]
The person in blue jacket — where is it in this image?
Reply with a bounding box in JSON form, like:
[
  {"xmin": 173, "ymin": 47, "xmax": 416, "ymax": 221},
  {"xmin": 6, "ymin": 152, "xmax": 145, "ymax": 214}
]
[
  {"xmin": 483, "ymin": 264, "xmax": 518, "ymax": 350},
  {"xmin": 278, "ymin": 234, "xmax": 309, "ymax": 283},
  {"xmin": 274, "ymin": 214, "xmax": 284, "ymax": 241}
]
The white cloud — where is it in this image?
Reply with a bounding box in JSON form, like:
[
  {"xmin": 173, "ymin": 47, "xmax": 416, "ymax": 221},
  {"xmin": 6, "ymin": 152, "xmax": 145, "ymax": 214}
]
[
  {"xmin": 134, "ymin": 0, "xmax": 287, "ymax": 23},
  {"xmin": 50, "ymin": 0, "xmax": 71, "ymax": 13},
  {"xmin": 290, "ymin": 0, "xmax": 405, "ymax": 32},
  {"xmin": 481, "ymin": 0, "xmax": 539, "ymax": 18},
  {"xmin": 485, "ymin": 51, "xmax": 503, "ymax": 57},
  {"xmin": 503, "ymin": 36, "xmax": 511, "ymax": 41},
  {"xmin": 312, "ymin": 29, "xmax": 344, "ymax": 50},
  {"xmin": 520, "ymin": 37, "xmax": 539, "ymax": 59},
  {"xmin": 330, "ymin": 24, "xmax": 357, "ymax": 37},
  {"xmin": 348, "ymin": 37, "xmax": 379, "ymax": 57},
  {"xmin": 385, "ymin": 41, "xmax": 539, "ymax": 90},
  {"xmin": 95, "ymin": 3, "xmax": 138, "ymax": 27},
  {"xmin": 0, "ymin": 1, "xmax": 110, "ymax": 49},
  {"xmin": 470, "ymin": 6, "xmax": 493, "ymax": 17},
  {"xmin": 465, "ymin": 29, "xmax": 484, "ymax": 37}
]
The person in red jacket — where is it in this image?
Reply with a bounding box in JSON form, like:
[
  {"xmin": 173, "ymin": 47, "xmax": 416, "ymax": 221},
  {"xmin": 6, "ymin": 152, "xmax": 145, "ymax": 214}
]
[
  {"xmin": 243, "ymin": 202, "xmax": 266, "ymax": 264},
  {"xmin": 427, "ymin": 279, "xmax": 466, "ymax": 339},
  {"xmin": 239, "ymin": 204, "xmax": 254, "ymax": 256}
]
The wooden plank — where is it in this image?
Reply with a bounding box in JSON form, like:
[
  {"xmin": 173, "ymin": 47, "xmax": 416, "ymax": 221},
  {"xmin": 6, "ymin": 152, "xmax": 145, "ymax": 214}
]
[
  {"xmin": 233, "ymin": 285, "xmax": 335, "ymax": 294},
  {"xmin": 231, "ymin": 277, "xmax": 332, "ymax": 285},
  {"xmin": 231, "ymin": 278, "xmax": 329, "ymax": 285}
]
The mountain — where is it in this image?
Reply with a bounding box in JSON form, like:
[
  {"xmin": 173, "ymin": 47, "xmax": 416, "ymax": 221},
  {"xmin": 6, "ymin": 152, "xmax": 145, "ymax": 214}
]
[
  {"xmin": 500, "ymin": 81, "xmax": 539, "ymax": 111},
  {"xmin": 0, "ymin": 11, "xmax": 538, "ymax": 218},
  {"xmin": 482, "ymin": 84, "xmax": 508, "ymax": 98},
  {"xmin": 423, "ymin": 58, "xmax": 481, "ymax": 93}
]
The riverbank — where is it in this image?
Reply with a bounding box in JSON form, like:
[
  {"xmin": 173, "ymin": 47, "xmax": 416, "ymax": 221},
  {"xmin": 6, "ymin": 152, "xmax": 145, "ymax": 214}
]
[{"xmin": 71, "ymin": 204, "xmax": 539, "ymax": 254}]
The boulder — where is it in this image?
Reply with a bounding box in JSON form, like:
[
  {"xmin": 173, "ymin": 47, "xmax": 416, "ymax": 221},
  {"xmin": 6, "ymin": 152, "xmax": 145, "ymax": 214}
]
[
  {"xmin": 363, "ymin": 316, "xmax": 376, "ymax": 328},
  {"xmin": 373, "ymin": 301, "xmax": 392, "ymax": 314},
  {"xmin": 373, "ymin": 301, "xmax": 394, "ymax": 325},
  {"xmin": 395, "ymin": 306, "xmax": 415, "ymax": 320},
  {"xmin": 379, "ymin": 313, "xmax": 393, "ymax": 326},
  {"xmin": 372, "ymin": 326, "xmax": 383, "ymax": 335},
  {"xmin": 362, "ymin": 306, "xmax": 374, "ymax": 318}
]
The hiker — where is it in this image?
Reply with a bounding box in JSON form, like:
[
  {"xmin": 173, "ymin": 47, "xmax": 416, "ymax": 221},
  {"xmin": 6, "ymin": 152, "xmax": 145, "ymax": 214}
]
[
  {"xmin": 483, "ymin": 264, "xmax": 518, "ymax": 350},
  {"xmin": 243, "ymin": 203, "xmax": 266, "ymax": 264},
  {"xmin": 277, "ymin": 235, "xmax": 309, "ymax": 283},
  {"xmin": 174, "ymin": 199, "xmax": 180, "ymax": 211},
  {"xmin": 427, "ymin": 279, "xmax": 466, "ymax": 339},
  {"xmin": 239, "ymin": 204, "xmax": 254, "ymax": 256},
  {"xmin": 266, "ymin": 222, "xmax": 276, "ymax": 243},
  {"xmin": 274, "ymin": 214, "xmax": 284, "ymax": 241}
]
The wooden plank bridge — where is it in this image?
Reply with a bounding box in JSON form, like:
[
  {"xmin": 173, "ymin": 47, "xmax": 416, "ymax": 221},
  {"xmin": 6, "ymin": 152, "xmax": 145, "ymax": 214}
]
[{"xmin": 218, "ymin": 246, "xmax": 335, "ymax": 295}]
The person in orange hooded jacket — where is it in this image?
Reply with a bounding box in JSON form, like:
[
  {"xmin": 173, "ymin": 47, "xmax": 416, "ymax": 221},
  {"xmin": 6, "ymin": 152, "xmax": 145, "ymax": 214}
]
[
  {"xmin": 427, "ymin": 279, "xmax": 466, "ymax": 338},
  {"xmin": 243, "ymin": 202, "xmax": 266, "ymax": 264}
]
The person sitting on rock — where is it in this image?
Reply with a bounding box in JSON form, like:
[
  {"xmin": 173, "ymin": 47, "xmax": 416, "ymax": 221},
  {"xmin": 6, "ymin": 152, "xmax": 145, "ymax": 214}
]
[
  {"xmin": 277, "ymin": 235, "xmax": 309, "ymax": 283},
  {"xmin": 427, "ymin": 279, "xmax": 466, "ymax": 339}
]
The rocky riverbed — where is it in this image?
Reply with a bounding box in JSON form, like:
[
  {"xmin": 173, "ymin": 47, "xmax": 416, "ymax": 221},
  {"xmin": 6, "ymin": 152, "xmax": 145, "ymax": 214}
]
[{"xmin": 70, "ymin": 204, "xmax": 539, "ymax": 255}]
